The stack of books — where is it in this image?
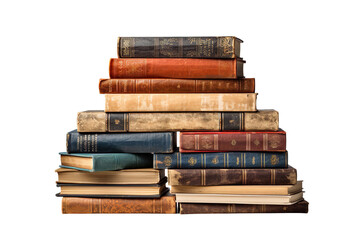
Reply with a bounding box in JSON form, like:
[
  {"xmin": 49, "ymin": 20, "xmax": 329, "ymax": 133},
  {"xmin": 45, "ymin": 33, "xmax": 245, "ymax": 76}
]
[{"xmin": 56, "ymin": 36, "xmax": 308, "ymax": 214}]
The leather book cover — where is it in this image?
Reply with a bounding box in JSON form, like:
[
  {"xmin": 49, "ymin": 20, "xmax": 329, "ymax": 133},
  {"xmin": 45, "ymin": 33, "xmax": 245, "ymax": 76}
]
[
  {"xmin": 77, "ymin": 110, "xmax": 278, "ymax": 132},
  {"xmin": 180, "ymin": 130, "xmax": 286, "ymax": 152},
  {"xmin": 99, "ymin": 78, "xmax": 255, "ymax": 94},
  {"xmin": 109, "ymin": 58, "xmax": 244, "ymax": 79},
  {"xmin": 153, "ymin": 151, "xmax": 287, "ymax": 169},
  {"xmin": 168, "ymin": 167, "xmax": 297, "ymax": 186},
  {"xmin": 179, "ymin": 200, "xmax": 309, "ymax": 214},
  {"xmin": 62, "ymin": 193, "xmax": 176, "ymax": 213},
  {"xmin": 66, "ymin": 130, "xmax": 175, "ymax": 153},
  {"xmin": 118, "ymin": 37, "xmax": 242, "ymax": 58},
  {"xmin": 105, "ymin": 93, "xmax": 257, "ymax": 112}
]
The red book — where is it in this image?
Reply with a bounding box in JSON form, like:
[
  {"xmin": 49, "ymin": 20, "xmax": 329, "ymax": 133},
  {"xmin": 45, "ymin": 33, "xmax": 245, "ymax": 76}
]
[
  {"xmin": 109, "ymin": 58, "xmax": 244, "ymax": 79},
  {"xmin": 179, "ymin": 130, "xmax": 286, "ymax": 152}
]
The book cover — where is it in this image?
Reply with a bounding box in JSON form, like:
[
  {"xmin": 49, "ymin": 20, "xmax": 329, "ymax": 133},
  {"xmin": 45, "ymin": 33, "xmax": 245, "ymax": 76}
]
[
  {"xmin": 66, "ymin": 130, "xmax": 175, "ymax": 153},
  {"xmin": 118, "ymin": 36, "xmax": 242, "ymax": 58}
]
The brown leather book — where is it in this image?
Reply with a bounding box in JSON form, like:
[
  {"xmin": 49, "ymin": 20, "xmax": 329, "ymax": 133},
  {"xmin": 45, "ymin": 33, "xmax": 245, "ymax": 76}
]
[
  {"xmin": 179, "ymin": 200, "xmax": 309, "ymax": 214},
  {"xmin": 99, "ymin": 78, "xmax": 255, "ymax": 94},
  {"xmin": 168, "ymin": 167, "xmax": 297, "ymax": 186},
  {"xmin": 61, "ymin": 194, "xmax": 176, "ymax": 214},
  {"xmin": 179, "ymin": 130, "xmax": 286, "ymax": 152},
  {"xmin": 109, "ymin": 58, "xmax": 244, "ymax": 79}
]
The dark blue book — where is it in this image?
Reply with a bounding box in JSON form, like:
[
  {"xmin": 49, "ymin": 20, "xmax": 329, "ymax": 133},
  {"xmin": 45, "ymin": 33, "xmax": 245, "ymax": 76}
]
[
  {"xmin": 66, "ymin": 130, "xmax": 175, "ymax": 153},
  {"xmin": 153, "ymin": 151, "xmax": 287, "ymax": 169}
]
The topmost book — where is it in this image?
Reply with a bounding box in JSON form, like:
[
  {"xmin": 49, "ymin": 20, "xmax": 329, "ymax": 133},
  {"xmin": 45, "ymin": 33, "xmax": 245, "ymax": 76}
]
[{"xmin": 118, "ymin": 37, "xmax": 242, "ymax": 59}]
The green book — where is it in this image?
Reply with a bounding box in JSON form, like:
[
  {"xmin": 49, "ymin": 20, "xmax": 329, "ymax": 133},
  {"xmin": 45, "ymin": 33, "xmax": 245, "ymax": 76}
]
[{"xmin": 59, "ymin": 152, "xmax": 153, "ymax": 172}]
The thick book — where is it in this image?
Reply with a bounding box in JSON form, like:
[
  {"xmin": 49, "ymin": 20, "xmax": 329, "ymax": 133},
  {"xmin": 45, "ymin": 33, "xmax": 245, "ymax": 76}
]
[
  {"xmin": 105, "ymin": 93, "xmax": 257, "ymax": 112},
  {"xmin": 175, "ymin": 192, "xmax": 304, "ymax": 205},
  {"xmin": 118, "ymin": 37, "xmax": 242, "ymax": 59},
  {"xmin": 59, "ymin": 152, "xmax": 153, "ymax": 172},
  {"xmin": 77, "ymin": 110, "xmax": 278, "ymax": 133},
  {"xmin": 180, "ymin": 130, "xmax": 286, "ymax": 152},
  {"xmin": 66, "ymin": 130, "xmax": 175, "ymax": 153},
  {"xmin": 99, "ymin": 78, "xmax": 255, "ymax": 94},
  {"xmin": 109, "ymin": 58, "xmax": 245, "ymax": 79},
  {"xmin": 179, "ymin": 200, "xmax": 309, "ymax": 214},
  {"xmin": 62, "ymin": 194, "xmax": 176, "ymax": 214},
  {"xmin": 170, "ymin": 181, "xmax": 302, "ymax": 195},
  {"xmin": 168, "ymin": 167, "xmax": 297, "ymax": 186},
  {"xmin": 153, "ymin": 151, "xmax": 287, "ymax": 169},
  {"xmin": 56, "ymin": 168, "xmax": 165, "ymax": 185}
]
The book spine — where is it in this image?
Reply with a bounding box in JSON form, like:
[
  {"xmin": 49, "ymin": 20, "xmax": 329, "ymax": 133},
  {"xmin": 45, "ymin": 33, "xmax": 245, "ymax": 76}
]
[
  {"xmin": 168, "ymin": 168, "xmax": 297, "ymax": 185},
  {"xmin": 92, "ymin": 153, "xmax": 153, "ymax": 171},
  {"xmin": 66, "ymin": 130, "xmax": 175, "ymax": 153},
  {"xmin": 105, "ymin": 93, "xmax": 257, "ymax": 112},
  {"xmin": 180, "ymin": 131, "xmax": 286, "ymax": 152},
  {"xmin": 179, "ymin": 201, "xmax": 309, "ymax": 214},
  {"xmin": 109, "ymin": 58, "xmax": 244, "ymax": 79},
  {"xmin": 153, "ymin": 152, "xmax": 287, "ymax": 169},
  {"xmin": 118, "ymin": 37, "xmax": 240, "ymax": 58},
  {"xmin": 62, "ymin": 196, "xmax": 176, "ymax": 213},
  {"xmin": 99, "ymin": 78, "xmax": 255, "ymax": 94}
]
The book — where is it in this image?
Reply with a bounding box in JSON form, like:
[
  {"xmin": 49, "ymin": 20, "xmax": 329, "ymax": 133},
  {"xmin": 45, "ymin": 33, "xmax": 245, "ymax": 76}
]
[
  {"xmin": 109, "ymin": 58, "xmax": 245, "ymax": 79},
  {"xmin": 66, "ymin": 130, "xmax": 175, "ymax": 153},
  {"xmin": 179, "ymin": 200, "xmax": 309, "ymax": 214},
  {"xmin": 62, "ymin": 194, "xmax": 176, "ymax": 214},
  {"xmin": 56, "ymin": 168, "xmax": 165, "ymax": 185},
  {"xmin": 175, "ymin": 192, "xmax": 304, "ymax": 205},
  {"xmin": 180, "ymin": 130, "xmax": 286, "ymax": 152},
  {"xmin": 56, "ymin": 179, "xmax": 168, "ymax": 198},
  {"xmin": 168, "ymin": 167, "xmax": 297, "ymax": 186},
  {"xmin": 99, "ymin": 78, "xmax": 255, "ymax": 94},
  {"xmin": 170, "ymin": 181, "xmax": 302, "ymax": 195},
  {"xmin": 118, "ymin": 37, "xmax": 242, "ymax": 58},
  {"xmin": 59, "ymin": 152, "xmax": 153, "ymax": 172},
  {"xmin": 77, "ymin": 110, "xmax": 278, "ymax": 132},
  {"xmin": 154, "ymin": 151, "xmax": 287, "ymax": 169},
  {"xmin": 105, "ymin": 93, "xmax": 257, "ymax": 112}
]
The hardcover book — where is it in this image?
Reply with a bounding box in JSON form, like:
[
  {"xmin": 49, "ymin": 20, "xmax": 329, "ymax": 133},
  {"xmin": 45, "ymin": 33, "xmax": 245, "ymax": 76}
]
[
  {"xmin": 154, "ymin": 151, "xmax": 287, "ymax": 169},
  {"xmin": 99, "ymin": 78, "xmax": 255, "ymax": 94},
  {"xmin": 118, "ymin": 36, "xmax": 242, "ymax": 58},
  {"xmin": 179, "ymin": 200, "xmax": 309, "ymax": 214},
  {"xmin": 168, "ymin": 167, "xmax": 297, "ymax": 186},
  {"xmin": 66, "ymin": 130, "xmax": 175, "ymax": 153},
  {"xmin": 56, "ymin": 168, "xmax": 165, "ymax": 185},
  {"xmin": 62, "ymin": 194, "xmax": 176, "ymax": 214},
  {"xmin": 105, "ymin": 93, "xmax": 257, "ymax": 112},
  {"xmin": 109, "ymin": 58, "xmax": 245, "ymax": 79},
  {"xmin": 77, "ymin": 110, "xmax": 278, "ymax": 132},
  {"xmin": 179, "ymin": 130, "xmax": 286, "ymax": 152},
  {"xmin": 59, "ymin": 152, "xmax": 153, "ymax": 172}
]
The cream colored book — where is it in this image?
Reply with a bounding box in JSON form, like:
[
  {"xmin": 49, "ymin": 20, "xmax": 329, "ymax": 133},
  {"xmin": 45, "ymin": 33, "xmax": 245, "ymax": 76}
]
[
  {"xmin": 105, "ymin": 93, "xmax": 257, "ymax": 112},
  {"xmin": 175, "ymin": 192, "xmax": 304, "ymax": 205},
  {"xmin": 171, "ymin": 181, "xmax": 302, "ymax": 195}
]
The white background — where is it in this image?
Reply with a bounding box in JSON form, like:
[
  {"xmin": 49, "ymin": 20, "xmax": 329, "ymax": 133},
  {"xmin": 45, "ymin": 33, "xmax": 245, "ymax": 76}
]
[{"xmin": 1, "ymin": 0, "xmax": 359, "ymax": 239}]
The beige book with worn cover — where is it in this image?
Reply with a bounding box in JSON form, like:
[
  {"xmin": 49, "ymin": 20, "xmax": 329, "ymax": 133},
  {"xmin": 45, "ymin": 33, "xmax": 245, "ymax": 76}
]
[{"xmin": 105, "ymin": 93, "xmax": 257, "ymax": 112}]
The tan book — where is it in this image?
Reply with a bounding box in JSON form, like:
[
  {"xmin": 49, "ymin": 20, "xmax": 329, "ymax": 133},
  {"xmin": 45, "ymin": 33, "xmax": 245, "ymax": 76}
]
[
  {"xmin": 56, "ymin": 168, "xmax": 165, "ymax": 185},
  {"xmin": 77, "ymin": 110, "xmax": 278, "ymax": 132},
  {"xmin": 171, "ymin": 181, "xmax": 302, "ymax": 195},
  {"xmin": 175, "ymin": 192, "xmax": 304, "ymax": 205},
  {"xmin": 105, "ymin": 93, "xmax": 257, "ymax": 112}
]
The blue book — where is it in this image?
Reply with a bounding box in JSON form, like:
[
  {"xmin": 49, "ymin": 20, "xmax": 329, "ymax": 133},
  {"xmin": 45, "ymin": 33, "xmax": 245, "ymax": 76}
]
[
  {"xmin": 153, "ymin": 151, "xmax": 288, "ymax": 169},
  {"xmin": 59, "ymin": 152, "xmax": 153, "ymax": 172},
  {"xmin": 66, "ymin": 130, "xmax": 175, "ymax": 153}
]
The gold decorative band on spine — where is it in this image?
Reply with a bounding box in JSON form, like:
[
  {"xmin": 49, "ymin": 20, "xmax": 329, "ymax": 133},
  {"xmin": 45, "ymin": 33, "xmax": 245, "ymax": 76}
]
[
  {"xmin": 246, "ymin": 134, "xmax": 251, "ymax": 151},
  {"xmin": 214, "ymin": 134, "xmax": 219, "ymax": 151},
  {"xmin": 195, "ymin": 135, "xmax": 200, "ymax": 150},
  {"xmin": 240, "ymin": 112, "xmax": 244, "ymax": 131}
]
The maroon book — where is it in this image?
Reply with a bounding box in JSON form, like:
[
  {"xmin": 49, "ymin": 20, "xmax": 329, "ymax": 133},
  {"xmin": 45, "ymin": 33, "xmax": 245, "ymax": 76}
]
[{"xmin": 179, "ymin": 130, "xmax": 286, "ymax": 153}]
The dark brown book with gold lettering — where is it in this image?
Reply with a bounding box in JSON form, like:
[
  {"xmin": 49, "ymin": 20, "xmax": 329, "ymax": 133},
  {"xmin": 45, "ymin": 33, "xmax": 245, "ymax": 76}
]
[
  {"xmin": 168, "ymin": 167, "xmax": 297, "ymax": 186},
  {"xmin": 99, "ymin": 78, "xmax": 255, "ymax": 94},
  {"xmin": 62, "ymin": 194, "xmax": 176, "ymax": 214},
  {"xmin": 179, "ymin": 200, "xmax": 308, "ymax": 214}
]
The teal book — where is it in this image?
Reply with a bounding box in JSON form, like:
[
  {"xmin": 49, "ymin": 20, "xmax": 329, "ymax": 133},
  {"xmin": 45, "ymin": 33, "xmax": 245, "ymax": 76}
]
[
  {"xmin": 59, "ymin": 152, "xmax": 153, "ymax": 172},
  {"xmin": 153, "ymin": 151, "xmax": 287, "ymax": 169}
]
